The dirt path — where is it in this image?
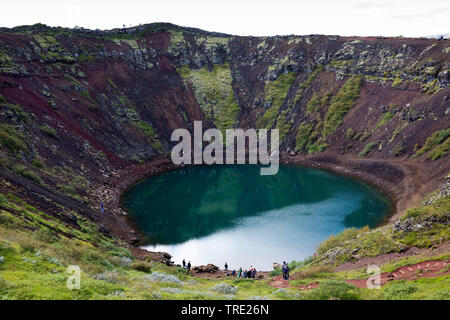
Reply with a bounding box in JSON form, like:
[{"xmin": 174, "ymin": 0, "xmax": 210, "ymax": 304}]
[
  {"xmin": 294, "ymin": 259, "xmax": 450, "ymax": 291},
  {"xmin": 334, "ymin": 242, "xmax": 450, "ymax": 272},
  {"xmin": 345, "ymin": 259, "xmax": 449, "ymax": 289},
  {"xmin": 269, "ymin": 276, "xmax": 291, "ymax": 288}
]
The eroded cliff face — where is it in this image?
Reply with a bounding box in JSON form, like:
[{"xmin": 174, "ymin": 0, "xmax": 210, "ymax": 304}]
[{"xmin": 0, "ymin": 23, "xmax": 449, "ymax": 244}]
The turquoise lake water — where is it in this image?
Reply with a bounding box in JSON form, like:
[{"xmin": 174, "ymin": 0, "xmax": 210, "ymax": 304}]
[{"xmin": 122, "ymin": 165, "xmax": 391, "ymax": 270}]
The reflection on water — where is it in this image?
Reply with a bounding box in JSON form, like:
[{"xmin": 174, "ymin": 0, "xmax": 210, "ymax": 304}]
[{"xmin": 123, "ymin": 165, "xmax": 391, "ymax": 270}]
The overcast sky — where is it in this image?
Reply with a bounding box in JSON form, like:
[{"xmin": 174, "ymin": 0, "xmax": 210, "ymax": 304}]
[{"xmin": 2, "ymin": 0, "xmax": 449, "ymax": 37}]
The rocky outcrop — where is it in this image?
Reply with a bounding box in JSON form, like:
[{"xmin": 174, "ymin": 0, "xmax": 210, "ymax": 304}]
[{"xmin": 191, "ymin": 264, "xmax": 220, "ymax": 273}]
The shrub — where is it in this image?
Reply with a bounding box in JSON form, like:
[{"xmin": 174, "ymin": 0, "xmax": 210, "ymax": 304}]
[
  {"xmin": 7, "ymin": 104, "xmax": 29, "ymax": 123},
  {"xmin": 270, "ymin": 267, "xmax": 282, "ymax": 277},
  {"xmin": 292, "ymin": 265, "xmax": 333, "ymax": 279},
  {"xmin": 40, "ymin": 125, "xmax": 58, "ymax": 139},
  {"xmin": 134, "ymin": 121, "xmax": 163, "ymax": 153},
  {"xmin": 131, "ymin": 260, "xmax": 152, "ymax": 273},
  {"xmin": 0, "ymin": 125, "xmax": 27, "ymax": 152},
  {"xmin": 143, "ymin": 272, "xmax": 182, "ymax": 284},
  {"xmin": 308, "ymin": 280, "xmax": 360, "ymax": 300},
  {"xmin": 392, "ymin": 145, "xmax": 404, "ymax": 157},
  {"xmin": 295, "ymin": 123, "xmax": 314, "ymax": 151},
  {"xmin": 19, "ymin": 170, "xmax": 42, "ymax": 184},
  {"xmin": 359, "ymin": 131, "xmax": 371, "ymax": 141},
  {"xmin": 12, "ymin": 165, "xmax": 42, "ymax": 184},
  {"xmin": 427, "ymin": 137, "xmax": 449, "ymax": 160},
  {"xmin": 31, "ymin": 158, "xmax": 45, "ymax": 169},
  {"xmin": 346, "ymin": 128, "xmax": 355, "ymax": 139},
  {"xmin": 383, "ymin": 280, "xmax": 417, "ymax": 299},
  {"xmin": 375, "ymin": 112, "xmax": 394, "ymax": 130},
  {"xmin": 210, "ymin": 283, "xmax": 237, "ymax": 295},
  {"xmin": 306, "ymin": 94, "xmax": 320, "ymax": 114},
  {"xmin": 414, "ymin": 128, "xmax": 450, "ymax": 157},
  {"xmin": 359, "ymin": 142, "xmax": 377, "ymax": 157}
]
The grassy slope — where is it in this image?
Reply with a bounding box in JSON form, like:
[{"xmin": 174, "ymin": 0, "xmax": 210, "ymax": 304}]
[{"xmin": 0, "ymin": 183, "xmax": 448, "ymax": 300}]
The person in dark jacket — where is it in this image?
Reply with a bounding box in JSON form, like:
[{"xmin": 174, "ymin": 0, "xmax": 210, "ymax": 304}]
[
  {"xmin": 224, "ymin": 262, "xmax": 228, "ymax": 271},
  {"xmin": 187, "ymin": 261, "xmax": 191, "ymax": 271},
  {"xmin": 282, "ymin": 263, "xmax": 290, "ymax": 280}
]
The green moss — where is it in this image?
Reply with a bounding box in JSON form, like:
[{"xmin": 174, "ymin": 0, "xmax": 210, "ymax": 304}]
[
  {"xmin": 107, "ymin": 78, "xmax": 118, "ymax": 89},
  {"xmin": 295, "ymin": 123, "xmax": 314, "ymax": 152},
  {"xmin": 375, "ymin": 112, "xmax": 394, "ymax": 130},
  {"xmin": 414, "ymin": 128, "xmax": 450, "ymax": 158},
  {"xmin": 80, "ymin": 90, "xmax": 96, "ymax": 104},
  {"xmin": 77, "ymin": 53, "xmax": 96, "ymax": 62},
  {"xmin": 359, "ymin": 131, "xmax": 371, "ymax": 142},
  {"xmin": 276, "ymin": 109, "xmax": 294, "ymax": 141},
  {"xmin": 178, "ymin": 63, "xmax": 240, "ymax": 132},
  {"xmin": 0, "ymin": 125, "xmax": 27, "ymax": 152},
  {"xmin": 427, "ymin": 137, "xmax": 450, "ymax": 160},
  {"xmin": 292, "ymin": 65, "xmax": 324, "ymax": 106},
  {"xmin": 134, "ymin": 121, "xmax": 163, "ymax": 153},
  {"xmin": 4, "ymin": 104, "xmax": 30, "ymax": 123},
  {"xmin": 323, "ymin": 77, "xmax": 361, "ymax": 137},
  {"xmin": 257, "ymin": 72, "xmax": 297, "ymax": 129},
  {"xmin": 40, "ymin": 125, "xmax": 58, "ymax": 139},
  {"xmin": 346, "ymin": 128, "xmax": 356, "ymax": 139},
  {"xmin": 307, "ymin": 139, "xmax": 328, "ymax": 154},
  {"xmin": 392, "ymin": 77, "xmax": 403, "ymax": 87},
  {"xmin": 11, "ymin": 165, "xmax": 42, "ymax": 184},
  {"xmin": 358, "ymin": 142, "xmax": 377, "ymax": 157},
  {"xmin": 392, "ymin": 145, "xmax": 404, "ymax": 157},
  {"xmin": 31, "ymin": 158, "xmax": 45, "ymax": 169},
  {"xmin": 33, "ymin": 34, "xmax": 58, "ymax": 48},
  {"xmin": 306, "ymin": 94, "xmax": 321, "ymax": 114}
]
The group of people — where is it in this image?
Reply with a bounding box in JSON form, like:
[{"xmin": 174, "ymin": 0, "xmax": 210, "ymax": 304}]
[
  {"xmin": 229, "ymin": 265, "xmax": 258, "ymax": 279},
  {"xmin": 182, "ymin": 259, "xmax": 191, "ymax": 271},
  {"xmin": 181, "ymin": 259, "xmax": 302, "ymax": 280}
]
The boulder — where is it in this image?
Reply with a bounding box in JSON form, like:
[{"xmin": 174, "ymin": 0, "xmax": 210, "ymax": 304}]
[
  {"xmin": 145, "ymin": 251, "xmax": 173, "ymax": 266},
  {"xmin": 98, "ymin": 225, "xmax": 111, "ymax": 237},
  {"xmin": 191, "ymin": 264, "xmax": 219, "ymax": 273}
]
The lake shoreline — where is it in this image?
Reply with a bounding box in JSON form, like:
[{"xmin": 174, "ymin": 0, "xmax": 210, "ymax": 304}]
[{"xmin": 98, "ymin": 152, "xmax": 440, "ymax": 266}]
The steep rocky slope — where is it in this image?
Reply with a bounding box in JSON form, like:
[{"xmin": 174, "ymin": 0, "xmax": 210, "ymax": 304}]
[{"xmin": 0, "ymin": 22, "xmax": 449, "ymax": 257}]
